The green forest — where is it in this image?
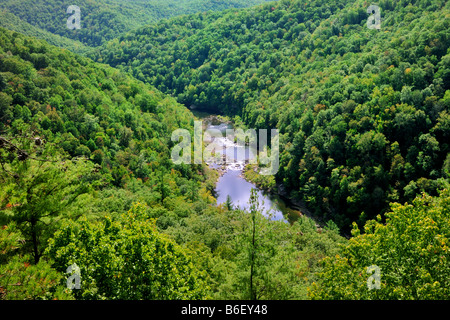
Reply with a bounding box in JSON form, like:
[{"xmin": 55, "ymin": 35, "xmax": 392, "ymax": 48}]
[
  {"xmin": 91, "ymin": 0, "xmax": 450, "ymax": 231},
  {"xmin": 0, "ymin": 0, "xmax": 449, "ymax": 301},
  {"xmin": 0, "ymin": 0, "xmax": 274, "ymax": 48}
]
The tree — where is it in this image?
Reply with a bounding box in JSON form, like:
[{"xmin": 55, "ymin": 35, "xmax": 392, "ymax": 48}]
[
  {"xmin": 0, "ymin": 92, "xmax": 13, "ymax": 128},
  {"xmin": 0, "ymin": 127, "xmax": 94, "ymax": 263},
  {"xmin": 0, "ymin": 74, "xmax": 6, "ymax": 91},
  {"xmin": 45, "ymin": 203, "xmax": 208, "ymax": 300},
  {"xmin": 308, "ymin": 186, "xmax": 450, "ymax": 300},
  {"xmin": 231, "ymin": 189, "xmax": 300, "ymax": 300},
  {"xmin": 248, "ymin": 189, "xmax": 258, "ymax": 300},
  {"xmin": 225, "ymin": 195, "xmax": 233, "ymax": 210},
  {"xmin": 0, "ymin": 222, "xmax": 73, "ymax": 300}
]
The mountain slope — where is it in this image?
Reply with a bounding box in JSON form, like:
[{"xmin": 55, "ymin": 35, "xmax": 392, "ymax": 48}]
[
  {"xmin": 91, "ymin": 0, "xmax": 450, "ymax": 229},
  {"xmin": 0, "ymin": 0, "xmax": 276, "ymax": 47},
  {"xmin": 0, "ymin": 26, "xmax": 348, "ymax": 300},
  {"xmin": 0, "ymin": 10, "xmax": 89, "ymax": 54},
  {"xmin": 0, "ymin": 24, "xmax": 217, "ymax": 298},
  {"xmin": 0, "ymin": 25, "xmax": 201, "ymax": 192},
  {"xmin": 1, "ymin": 2, "xmax": 449, "ymax": 301}
]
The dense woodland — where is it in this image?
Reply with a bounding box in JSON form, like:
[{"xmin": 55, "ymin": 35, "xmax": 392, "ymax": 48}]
[
  {"xmin": 92, "ymin": 0, "xmax": 450, "ymax": 231},
  {"xmin": 0, "ymin": 0, "xmax": 274, "ymax": 48},
  {"xmin": 0, "ymin": 0, "xmax": 449, "ymax": 300},
  {"xmin": 0, "ymin": 26, "xmax": 346, "ymax": 300},
  {"xmin": 0, "ymin": 10, "xmax": 89, "ymax": 55}
]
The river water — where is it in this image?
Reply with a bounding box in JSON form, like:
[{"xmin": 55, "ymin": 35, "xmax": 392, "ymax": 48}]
[{"xmin": 197, "ymin": 113, "xmax": 301, "ymax": 223}]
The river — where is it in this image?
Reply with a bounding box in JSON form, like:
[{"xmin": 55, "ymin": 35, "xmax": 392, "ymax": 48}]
[{"xmin": 194, "ymin": 111, "xmax": 302, "ymax": 224}]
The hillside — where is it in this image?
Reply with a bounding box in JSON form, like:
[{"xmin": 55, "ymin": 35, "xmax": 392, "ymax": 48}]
[
  {"xmin": 0, "ymin": 10, "xmax": 90, "ymax": 54},
  {"xmin": 0, "ymin": 26, "xmax": 198, "ymax": 183},
  {"xmin": 0, "ymin": 25, "xmax": 348, "ymax": 300},
  {"xmin": 91, "ymin": 0, "xmax": 450, "ymax": 230},
  {"xmin": 0, "ymin": 0, "xmax": 276, "ymax": 47},
  {"xmin": 0, "ymin": 0, "xmax": 449, "ymax": 302}
]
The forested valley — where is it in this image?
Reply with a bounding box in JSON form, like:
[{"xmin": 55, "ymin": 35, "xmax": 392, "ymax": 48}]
[
  {"xmin": 0, "ymin": 0, "xmax": 449, "ymax": 301},
  {"xmin": 0, "ymin": 0, "xmax": 275, "ymax": 48}
]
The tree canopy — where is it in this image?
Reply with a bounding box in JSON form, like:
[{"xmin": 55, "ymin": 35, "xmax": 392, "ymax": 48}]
[
  {"xmin": 0, "ymin": 0, "xmax": 449, "ymax": 301},
  {"xmin": 308, "ymin": 186, "xmax": 450, "ymax": 300},
  {"xmin": 0, "ymin": 0, "xmax": 275, "ymax": 48},
  {"xmin": 92, "ymin": 0, "xmax": 450, "ymax": 231}
]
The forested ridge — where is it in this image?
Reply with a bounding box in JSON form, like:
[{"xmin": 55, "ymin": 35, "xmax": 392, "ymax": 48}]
[
  {"xmin": 0, "ymin": 26, "xmax": 207, "ymax": 298},
  {"xmin": 0, "ymin": 26, "xmax": 347, "ymax": 300},
  {"xmin": 0, "ymin": 10, "xmax": 90, "ymax": 55},
  {"xmin": 0, "ymin": 0, "xmax": 275, "ymax": 48},
  {"xmin": 92, "ymin": 0, "xmax": 450, "ymax": 231},
  {"xmin": 0, "ymin": 0, "xmax": 449, "ymax": 301}
]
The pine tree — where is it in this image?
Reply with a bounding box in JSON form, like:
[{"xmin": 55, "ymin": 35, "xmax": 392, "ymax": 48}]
[{"xmin": 0, "ymin": 124, "xmax": 94, "ymax": 263}]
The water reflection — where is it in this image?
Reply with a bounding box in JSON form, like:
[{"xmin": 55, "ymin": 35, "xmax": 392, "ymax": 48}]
[{"xmin": 204, "ymin": 119, "xmax": 288, "ymax": 222}]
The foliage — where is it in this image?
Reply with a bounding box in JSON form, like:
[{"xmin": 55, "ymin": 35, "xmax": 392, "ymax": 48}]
[
  {"xmin": 0, "ymin": 26, "xmax": 208, "ymax": 208},
  {"xmin": 243, "ymin": 164, "xmax": 277, "ymax": 191},
  {"xmin": 45, "ymin": 203, "xmax": 208, "ymax": 300},
  {"xmin": 0, "ymin": 0, "xmax": 449, "ymax": 301},
  {"xmin": 0, "ymin": 10, "xmax": 89, "ymax": 54},
  {"xmin": 308, "ymin": 187, "xmax": 450, "ymax": 300},
  {"xmin": 230, "ymin": 189, "xmax": 299, "ymax": 299},
  {"xmin": 0, "ymin": 0, "xmax": 275, "ymax": 47},
  {"xmin": 0, "ymin": 222, "xmax": 73, "ymax": 300},
  {"xmin": 0, "ymin": 125, "xmax": 96, "ymax": 263},
  {"xmin": 0, "ymin": 26, "xmax": 213, "ymax": 300},
  {"xmin": 164, "ymin": 190, "xmax": 345, "ymax": 299},
  {"xmin": 93, "ymin": 0, "xmax": 450, "ymax": 231}
]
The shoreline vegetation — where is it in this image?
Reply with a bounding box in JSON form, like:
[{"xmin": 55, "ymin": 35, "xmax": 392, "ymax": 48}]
[
  {"xmin": 197, "ymin": 113, "xmax": 317, "ymax": 225},
  {"xmin": 1, "ymin": 0, "xmax": 449, "ymax": 301},
  {"xmin": 242, "ymin": 163, "xmax": 317, "ymax": 223}
]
